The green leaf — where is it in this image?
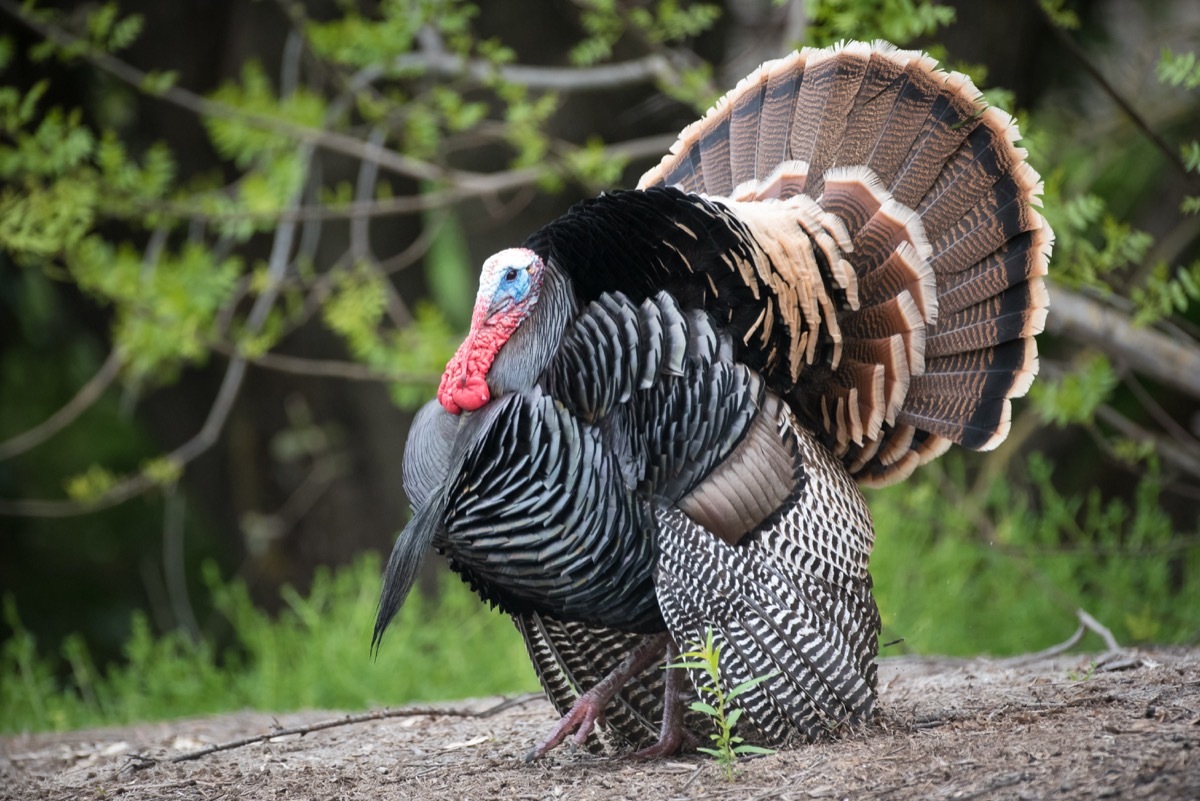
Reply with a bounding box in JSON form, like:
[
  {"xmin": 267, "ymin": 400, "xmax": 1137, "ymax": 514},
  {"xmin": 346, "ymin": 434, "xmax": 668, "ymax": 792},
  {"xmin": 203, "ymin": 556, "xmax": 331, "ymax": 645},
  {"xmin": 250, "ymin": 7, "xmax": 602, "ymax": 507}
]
[
  {"xmin": 727, "ymin": 669, "xmax": 781, "ymax": 700},
  {"xmin": 1157, "ymin": 48, "xmax": 1200, "ymax": 90},
  {"xmin": 1181, "ymin": 141, "xmax": 1200, "ymax": 173},
  {"xmin": 141, "ymin": 456, "xmax": 183, "ymax": 487},
  {"xmin": 666, "ymin": 660, "xmax": 709, "ymax": 670},
  {"xmin": 64, "ymin": 464, "xmax": 121, "ymax": 502},
  {"xmin": 688, "ymin": 701, "xmax": 719, "ymax": 716},
  {"xmin": 1038, "ymin": 0, "xmax": 1080, "ymax": 29},
  {"xmin": 733, "ymin": 744, "xmax": 777, "ymax": 756},
  {"xmin": 141, "ymin": 70, "xmax": 179, "ymax": 96},
  {"xmin": 807, "ymin": 0, "xmax": 955, "ymax": 46}
]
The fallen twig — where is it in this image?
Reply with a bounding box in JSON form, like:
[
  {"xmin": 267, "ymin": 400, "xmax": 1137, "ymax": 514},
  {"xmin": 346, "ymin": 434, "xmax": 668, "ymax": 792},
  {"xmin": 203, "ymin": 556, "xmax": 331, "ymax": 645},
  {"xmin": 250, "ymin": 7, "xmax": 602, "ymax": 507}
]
[
  {"xmin": 1003, "ymin": 608, "xmax": 1125, "ymax": 668},
  {"xmin": 1075, "ymin": 608, "xmax": 1121, "ymax": 653},
  {"xmin": 125, "ymin": 693, "xmax": 543, "ymax": 772}
]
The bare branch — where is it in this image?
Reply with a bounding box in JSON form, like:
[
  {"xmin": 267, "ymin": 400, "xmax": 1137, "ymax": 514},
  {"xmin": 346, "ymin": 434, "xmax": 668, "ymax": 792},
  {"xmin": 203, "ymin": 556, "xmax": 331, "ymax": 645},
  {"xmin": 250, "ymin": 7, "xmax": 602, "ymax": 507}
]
[
  {"xmin": 127, "ymin": 694, "xmax": 544, "ymax": 771},
  {"xmin": 351, "ymin": 126, "xmax": 387, "ymax": 264},
  {"xmin": 1075, "ymin": 608, "xmax": 1122, "ymax": 653},
  {"xmin": 1031, "ymin": 0, "xmax": 1200, "ymax": 191},
  {"xmin": 1094, "ymin": 405, "xmax": 1200, "ymax": 481},
  {"xmin": 1045, "ymin": 280, "xmax": 1200, "ymax": 400},
  {"xmin": 1001, "ymin": 620, "xmax": 1086, "ymax": 666},
  {"xmin": 385, "ymin": 51, "xmax": 673, "ymax": 91},
  {"xmin": 0, "ymin": 349, "xmax": 123, "ymax": 461},
  {"xmin": 111, "ymin": 129, "xmax": 677, "ymax": 227},
  {"xmin": 1001, "ymin": 608, "xmax": 1122, "ymax": 667},
  {"xmin": 1124, "ymin": 373, "xmax": 1200, "ymax": 449},
  {"xmin": 212, "ymin": 344, "xmax": 440, "ymax": 384},
  {"xmin": 380, "ymin": 215, "xmax": 445, "ymax": 275}
]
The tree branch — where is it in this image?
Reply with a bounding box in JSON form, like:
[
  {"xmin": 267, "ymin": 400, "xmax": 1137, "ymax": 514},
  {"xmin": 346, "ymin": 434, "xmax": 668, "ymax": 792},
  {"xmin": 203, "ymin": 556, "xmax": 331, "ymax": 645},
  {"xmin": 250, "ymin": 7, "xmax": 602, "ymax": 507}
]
[
  {"xmin": 1031, "ymin": 0, "xmax": 1200, "ymax": 191},
  {"xmin": 1094, "ymin": 405, "xmax": 1200, "ymax": 481},
  {"xmin": 0, "ymin": 348, "xmax": 123, "ymax": 461},
  {"xmin": 116, "ymin": 130, "xmax": 675, "ymax": 227},
  {"xmin": 383, "ymin": 51, "xmax": 673, "ymax": 91},
  {"xmin": 0, "ymin": 0, "xmax": 458, "ymax": 184},
  {"xmin": 0, "ymin": 1, "xmax": 677, "ymax": 202},
  {"xmin": 1045, "ymin": 280, "xmax": 1200, "ymax": 400},
  {"xmin": 211, "ymin": 344, "xmax": 440, "ymax": 384},
  {"xmin": 0, "ymin": 150, "xmax": 312, "ymax": 519}
]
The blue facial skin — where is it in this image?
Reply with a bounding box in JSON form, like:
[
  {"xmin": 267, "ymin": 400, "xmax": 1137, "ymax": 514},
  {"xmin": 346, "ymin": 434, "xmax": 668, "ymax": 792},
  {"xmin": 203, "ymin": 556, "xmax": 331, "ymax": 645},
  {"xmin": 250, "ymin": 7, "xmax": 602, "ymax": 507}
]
[{"xmin": 490, "ymin": 265, "xmax": 532, "ymax": 313}]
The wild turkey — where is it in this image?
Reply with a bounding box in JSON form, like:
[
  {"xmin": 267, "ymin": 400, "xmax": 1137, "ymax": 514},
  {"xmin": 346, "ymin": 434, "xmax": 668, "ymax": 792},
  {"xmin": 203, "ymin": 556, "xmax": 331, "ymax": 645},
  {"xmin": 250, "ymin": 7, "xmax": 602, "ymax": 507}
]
[{"xmin": 375, "ymin": 40, "xmax": 1052, "ymax": 758}]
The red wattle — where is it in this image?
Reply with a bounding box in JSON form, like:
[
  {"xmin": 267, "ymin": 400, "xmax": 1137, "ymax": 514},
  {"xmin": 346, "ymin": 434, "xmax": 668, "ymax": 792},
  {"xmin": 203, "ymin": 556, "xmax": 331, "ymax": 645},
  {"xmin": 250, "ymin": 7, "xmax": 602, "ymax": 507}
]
[
  {"xmin": 438, "ymin": 315, "xmax": 510, "ymax": 415},
  {"xmin": 450, "ymin": 374, "xmax": 490, "ymax": 412}
]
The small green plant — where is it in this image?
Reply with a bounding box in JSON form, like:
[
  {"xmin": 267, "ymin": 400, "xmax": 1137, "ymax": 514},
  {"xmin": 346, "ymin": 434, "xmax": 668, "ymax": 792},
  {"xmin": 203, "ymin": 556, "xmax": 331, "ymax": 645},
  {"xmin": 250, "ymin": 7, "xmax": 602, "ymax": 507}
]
[
  {"xmin": 668, "ymin": 629, "xmax": 778, "ymax": 780},
  {"xmin": 1066, "ymin": 661, "xmax": 1098, "ymax": 682}
]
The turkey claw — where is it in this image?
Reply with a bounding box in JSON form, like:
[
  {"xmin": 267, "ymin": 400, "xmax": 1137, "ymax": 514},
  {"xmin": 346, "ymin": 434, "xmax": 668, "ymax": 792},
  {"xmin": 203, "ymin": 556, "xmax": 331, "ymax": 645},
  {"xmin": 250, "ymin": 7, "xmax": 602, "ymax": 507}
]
[
  {"xmin": 524, "ymin": 696, "xmax": 607, "ymax": 762},
  {"xmin": 625, "ymin": 729, "xmax": 688, "ymax": 760}
]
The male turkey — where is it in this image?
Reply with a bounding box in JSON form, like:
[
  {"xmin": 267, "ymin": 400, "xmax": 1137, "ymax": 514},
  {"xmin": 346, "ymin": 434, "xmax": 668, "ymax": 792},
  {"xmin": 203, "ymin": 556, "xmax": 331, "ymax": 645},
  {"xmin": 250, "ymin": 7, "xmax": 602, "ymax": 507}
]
[{"xmin": 375, "ymin": 40, "xmax": 1052, "ymax": 759}]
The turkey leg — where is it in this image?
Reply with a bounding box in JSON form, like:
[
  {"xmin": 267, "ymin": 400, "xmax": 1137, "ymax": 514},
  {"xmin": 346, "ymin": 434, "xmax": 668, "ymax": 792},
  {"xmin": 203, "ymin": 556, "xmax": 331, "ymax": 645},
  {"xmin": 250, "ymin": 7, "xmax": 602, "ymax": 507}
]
[
  {"xmin": 525, "ymin": 632, "xmax": 670, "ymax": 761},
  {"xmin": 627, "ymin": 637, "xmax": 693, "ymax": 759}
]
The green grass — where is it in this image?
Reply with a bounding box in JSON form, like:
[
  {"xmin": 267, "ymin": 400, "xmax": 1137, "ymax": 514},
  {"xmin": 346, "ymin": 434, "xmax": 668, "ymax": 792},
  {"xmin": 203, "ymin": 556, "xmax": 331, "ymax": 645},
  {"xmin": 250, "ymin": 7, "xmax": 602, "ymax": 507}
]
[{"xmin": 0, "ymin": 554, "xmax": 539, "ymax": 734}]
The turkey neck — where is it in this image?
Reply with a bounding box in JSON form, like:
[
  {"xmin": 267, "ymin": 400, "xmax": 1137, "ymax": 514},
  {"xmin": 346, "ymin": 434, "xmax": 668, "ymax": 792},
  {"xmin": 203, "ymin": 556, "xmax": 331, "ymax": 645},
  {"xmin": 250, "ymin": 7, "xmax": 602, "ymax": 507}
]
[{"xmin": 486, "ymin": 260, "xmax": 576, "ymax": 396}]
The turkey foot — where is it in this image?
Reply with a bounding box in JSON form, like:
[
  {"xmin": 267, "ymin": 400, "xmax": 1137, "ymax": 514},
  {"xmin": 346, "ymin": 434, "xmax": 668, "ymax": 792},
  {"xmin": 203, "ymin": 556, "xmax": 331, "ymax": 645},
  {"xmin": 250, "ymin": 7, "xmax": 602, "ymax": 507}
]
[
  {"xmin": 627, "ymin": 639, "xmax": 693, "ymax": 759},
  {"xmin": 525, "ymin": 633, "xmax": 670, "ymax": 761}
]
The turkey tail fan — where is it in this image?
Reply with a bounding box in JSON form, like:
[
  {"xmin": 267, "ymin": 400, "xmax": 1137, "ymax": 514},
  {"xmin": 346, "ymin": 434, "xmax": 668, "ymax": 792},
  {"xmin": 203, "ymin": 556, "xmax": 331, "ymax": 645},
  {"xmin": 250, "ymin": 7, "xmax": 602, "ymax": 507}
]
[{"xmin": 640, "ymin": 41, "xmax": 1052, "ymax": 486}]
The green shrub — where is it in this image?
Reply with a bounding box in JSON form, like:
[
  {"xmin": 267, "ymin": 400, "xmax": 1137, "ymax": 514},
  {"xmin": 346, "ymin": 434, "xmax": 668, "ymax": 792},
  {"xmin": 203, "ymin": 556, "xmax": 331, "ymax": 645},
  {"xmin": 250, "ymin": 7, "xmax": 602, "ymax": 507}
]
[
  {"xmin": 871, "ymin": 454, "xmax": 1200, "ymax": 656},
  {"xmin": 0, "ymin": 554, "xmax": 538, "ymax": 734}
]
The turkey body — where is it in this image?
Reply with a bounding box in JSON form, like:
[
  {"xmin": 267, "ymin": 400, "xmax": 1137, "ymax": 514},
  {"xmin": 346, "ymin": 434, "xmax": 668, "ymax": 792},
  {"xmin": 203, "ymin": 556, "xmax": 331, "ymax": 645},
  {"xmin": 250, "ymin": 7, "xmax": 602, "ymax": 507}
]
[{"xmin": 376, "ymin": 41, "xmax": 1051, "ymax": 754}]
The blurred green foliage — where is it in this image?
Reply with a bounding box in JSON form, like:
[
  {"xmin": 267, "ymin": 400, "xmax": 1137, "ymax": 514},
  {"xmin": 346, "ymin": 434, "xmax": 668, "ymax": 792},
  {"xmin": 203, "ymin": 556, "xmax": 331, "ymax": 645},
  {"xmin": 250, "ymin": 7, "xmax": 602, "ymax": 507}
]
[
  {"xmin": 871, "ymin": 454, "xmax": 1200, "ymax": 655},
  {"xmin": 1, "ymin": 555, "xmax": 539, "ymax": 734},
  {"xmin": 805, "ymin": 0, "xmax": 956, "ymax": 47}
]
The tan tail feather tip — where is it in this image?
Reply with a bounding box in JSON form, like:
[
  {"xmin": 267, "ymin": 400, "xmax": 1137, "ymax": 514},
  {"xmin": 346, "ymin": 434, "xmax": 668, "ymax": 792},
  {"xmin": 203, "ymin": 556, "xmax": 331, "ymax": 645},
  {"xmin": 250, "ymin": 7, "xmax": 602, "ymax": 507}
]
[
  {"xmin": 875, "ymin": 199, "xmax": 933, "ymax": 261},
  {"xmin": 761, "ymin": 163, "xmax": 812, "ymax": 200},
  {"xmin": 1027, "ymin": 288, "xmax": 1050, "ymax": 337},
  {"xmin": 876, "ymin": 424, "xmax": 917, "ymax": 466},
  {"xmin": 860, "ymin": 241, "xmax": 937, "ymax": 325},
  {"xmin": 976, "ymin": 399, "xmax": 1013, "ymax": 452},
  {"xmin": 836, "ymin": 360, "xmax": 886, "ymax": 443},
  {"xmin": 823, "ymin": 165, "xmax": 889, "ymax": 200},
  {"xmin": 848, "ymin": 430, "xmax": 884, "ymax": 474},
  {"xmin": 820, "ymin": 167, "xmax": 890, "ymax": 234},
  {"xmin": 1037, "ymin": 223, "xmax": 1056, "ymax": 271},
  {"xmin": 856, "ymin": 430, "xmax": 950, "ymax": 487},
  {"xmin": 844, "ymin": 334, "xmax": 910, "ymax": 427},
  {"xmin": 889, "ymin": 289, "xmax": 927, "ymax": 375},
  {"xmin": 917, "ymin": 434, "xmax": 954, "ymax": 462},
  {"xmin": 1008, "ymin": 339, "xmax": 1040, "ymax": 399}
]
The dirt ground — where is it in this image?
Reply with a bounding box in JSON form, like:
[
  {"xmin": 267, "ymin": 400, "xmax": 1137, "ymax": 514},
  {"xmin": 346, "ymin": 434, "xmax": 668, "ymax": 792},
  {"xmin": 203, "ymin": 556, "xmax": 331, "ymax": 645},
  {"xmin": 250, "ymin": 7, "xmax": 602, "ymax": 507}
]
[{"xmin": 3, "ymin": 648, "xmax": 1197, "ymax": 801}]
